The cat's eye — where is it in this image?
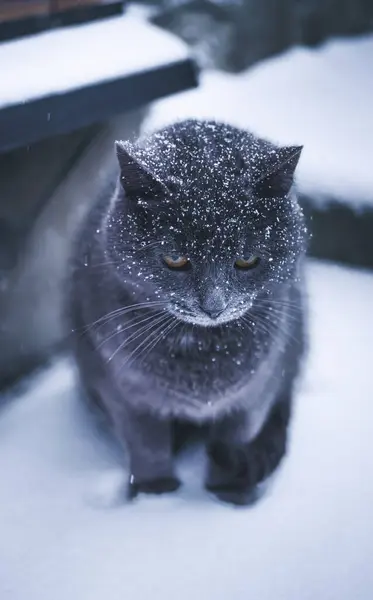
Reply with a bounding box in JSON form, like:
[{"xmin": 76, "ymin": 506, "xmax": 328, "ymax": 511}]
[
  {"xmin": 163, "ymin": 255, "xmax": 190, "ymax": 269},
  {"xmin": 235, "ymin": 256, "xmax": 260, "ymax": 270}
]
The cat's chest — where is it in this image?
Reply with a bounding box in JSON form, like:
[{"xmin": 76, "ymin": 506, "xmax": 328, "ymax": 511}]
[
  {"xmin": 104, "ymin": 328, "xmax": 268, "ymax": 420},
  {"xmin": 155, "ymin": 343, "xmax": 251, "ymax": 392},
  {"xmin": 114, "ymin": 344, "xmax": 273, "ymax": 422}
]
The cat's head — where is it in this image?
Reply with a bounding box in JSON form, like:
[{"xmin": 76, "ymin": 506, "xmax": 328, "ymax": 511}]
[{"xmin": 106, "ymin": 120, "xmax": 307, "ymax": 327}]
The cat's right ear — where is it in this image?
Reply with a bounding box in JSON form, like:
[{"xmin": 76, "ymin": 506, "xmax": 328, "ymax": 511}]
[
  {"xmin": 115, "ymin": 141, "xmax": 168, "ymax": 199},
  {"xmin": 254, "ymin": 145, "xmax": 303, "ymax": 199}
]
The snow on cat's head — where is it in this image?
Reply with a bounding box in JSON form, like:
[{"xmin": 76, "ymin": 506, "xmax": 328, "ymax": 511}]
[{"xmin": 106, "ymin": 120, "xmax": 307, "ymax": 327}]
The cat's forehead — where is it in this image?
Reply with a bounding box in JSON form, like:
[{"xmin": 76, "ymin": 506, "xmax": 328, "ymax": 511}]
[
  {"xmin": 136, "ymin": 120, "xmax": 277, "ymax": 185},
  {"xmin": 130, "ymin": 121, "xmax": 298, "ymax": 251},
  {"xmin": 135, "ymin": 121, "xmax": 280, "ymax": 225},
  {"xmin": 164, "ymin": 193, "xmax": 286, "ymax": 252},
  {"xmin": 165, "ymin": 206, "xmax": 252, "ymax": 257}
]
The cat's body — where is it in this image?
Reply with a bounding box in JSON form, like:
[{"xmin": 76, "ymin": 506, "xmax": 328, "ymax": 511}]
[{"xmin": 70, "ymin": 120, "xmax": 307, "ymax": 505}]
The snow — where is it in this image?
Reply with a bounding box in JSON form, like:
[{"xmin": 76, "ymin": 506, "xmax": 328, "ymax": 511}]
[
  {"xmin": 0, "ymin": 10, "xmax": 189, "ymax": 109},
  {"xmin": 144, "ymin": 35, "xmax": 373, "ymax": 209},
  {"xmin": 1, "ymin": 260, "xmax": 373, "ymax": 600}
]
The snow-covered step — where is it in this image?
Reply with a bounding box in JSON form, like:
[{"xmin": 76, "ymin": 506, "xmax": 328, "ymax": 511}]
[
  {"xmin": 0, "ymin": 10, "xmax": 198, "ymax": 151},
  {"xmin": 144, "ymin": 34, "xmax": 373, "ymax": 268},
  {"xmin": 0, "ymin": 260, "xmax": 372, "ymax": 600}
]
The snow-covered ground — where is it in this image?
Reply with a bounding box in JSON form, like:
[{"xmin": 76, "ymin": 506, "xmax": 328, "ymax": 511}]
[
  {"xmin": 144, "ymin": 34, "xmax": 373, "ymax": 209},
  {"xmin": 1, "ymin": 260, "xmax": 373, "ymax": 600}
]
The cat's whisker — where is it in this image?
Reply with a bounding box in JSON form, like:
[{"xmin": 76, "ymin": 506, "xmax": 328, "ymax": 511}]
[
  {"xmin": 128, "ymin": 317, "xmax": 179, "ymax": 368},
  {"xmin": 262, "ymin": 306, "xmax": 303, "ymax": 320},
  {"xmin": 107, "ymin": 313, "xmax": 172, "ymax": 362},
  {"xmin": 249, "ymin": 312, "xmax": 300, "ymax": 346},
  {"xmin": 87, "ymin": 259, "xmax": 124, "ymax": 269},
  {"xmin": 242, "ymin": 316, "xmax": 270, "ymax": 340},
  {"xmin": 256, "ymin": 301, "xmax": 301, "ymax": 313},
  {"xmin": 254, "ymin": 305, "xmax": 303, "ymax": 324},
  {"xmin": 96, "ymin": 310, "xmax": 168, "ymax": 350},
  {"xmin": 243, "ymin": 312, "xmax": 276, "ymax": 335},
  {"xmin": 242, "ymin": 314, "xmax": 269, "ymax": 344},
  {"xmin": 135, "ymin": 241, "xmax": 163, "ymax": 253},
  {"xmin": 93, "ymin": 304, "xmax": 169, "ymax": 333},
  {"xmin": 254, "ymin": 300, "xmax": 304, "ymax": 320},
  {"xmin": 89, "ymin": 310, "xmax": 145, "ymax": 335},
  {"xmin": 106, "ymin": 313, "xmax": 171, "ymax": 363},
  {"xmin": 81, "ymin": 301, "xmax": 167, "ymax": 332},
  {"xmin": 176, "ymin": 322, "xmax": 188, "ymax": 349},
  {"xmin": 259, "ymin": 296, "xmax": 304, "ymax": 309},
  {"xmin": 239, "ymin": 316, "xmax": 255, "ymax": 340},
  {"xmin": 120, "ymin": 316, "xmax": 175, "ymax": 369}
]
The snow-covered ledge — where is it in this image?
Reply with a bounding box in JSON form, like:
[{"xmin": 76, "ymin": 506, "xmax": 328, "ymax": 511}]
[{"xmin": 0, "ymin": 10, "xmax": 198, "ymax": 151}]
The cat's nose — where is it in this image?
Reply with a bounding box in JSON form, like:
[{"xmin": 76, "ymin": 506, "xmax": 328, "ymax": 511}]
[
  {"xmin": 203, "ymin": 308, "xmax": 225, "ymax": 319},
  {"xmin": 200, "ymin": 290, "xmax": 227, "ymax": 319}
]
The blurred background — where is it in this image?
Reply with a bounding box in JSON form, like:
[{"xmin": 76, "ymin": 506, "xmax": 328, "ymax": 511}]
[{"xmin": 0, "ymin": 0, "xmax": 372, "ymax": 384}]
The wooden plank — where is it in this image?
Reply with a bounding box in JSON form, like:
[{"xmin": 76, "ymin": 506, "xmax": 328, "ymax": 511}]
[
  {"xmin": 0, "ymin": 0, "xmax": 120, "ymax": 20},
  {"xmin": 0, "ymin": 2, "xmax": 48, "ymax": 21},
  {"xmin": 54, "ymin": 1, "xmax": 119, "ymax": 9},
  {"xmin": 0, "ymin": 0, "xmax": 124, "ymax": 41}
]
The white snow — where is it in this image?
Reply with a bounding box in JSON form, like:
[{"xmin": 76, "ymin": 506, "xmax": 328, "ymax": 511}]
[
  {"xmin": 0, "ymin": 10, "xmax": 189, "ymax": 108},
  {"xmin": 144, "ymin": 35, "xmax": 373, "ymax": 209},
  {"xmin": 1, "ymin": 260, "xmax": 373, "ymax": 600}
]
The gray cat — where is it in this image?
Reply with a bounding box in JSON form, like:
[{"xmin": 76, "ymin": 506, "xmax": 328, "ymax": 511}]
[{"xmin": 69, "ymin": 119, "xmax": 307, "ymax": 506}]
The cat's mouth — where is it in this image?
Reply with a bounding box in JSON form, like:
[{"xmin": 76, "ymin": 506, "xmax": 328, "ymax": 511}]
[{"xmin": 169, "ymin": 304, "xmax": 247, "ymax": 327}]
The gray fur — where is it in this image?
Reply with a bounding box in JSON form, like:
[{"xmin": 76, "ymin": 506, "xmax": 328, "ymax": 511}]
[{"xmin": 68, "ymin": 120, "xmax": 307, "ymax": 504}]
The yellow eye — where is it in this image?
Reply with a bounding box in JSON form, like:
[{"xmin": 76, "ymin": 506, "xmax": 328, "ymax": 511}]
[
  {"xmin": 164, "ymin": 255, "xmax": 190, "ymax": 269},
  {"xmin": 235, "ymin": 256, "xmax": 260, "ymax": 269}
]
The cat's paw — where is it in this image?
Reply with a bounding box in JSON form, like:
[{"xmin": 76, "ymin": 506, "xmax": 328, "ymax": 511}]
[
  {"xmin": 206, "ymin": 478, "xmax": 268, "ymax": 506},
  {"xmin": 205, "ymin": 441, "xmax": 268, "ymax": 507},
  {"xmin": 127, "ymin": 476, "xmax": 181, "ymax": 499}
]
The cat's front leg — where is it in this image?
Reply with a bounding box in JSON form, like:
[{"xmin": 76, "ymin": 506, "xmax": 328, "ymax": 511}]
[
  {"xmin": 206, "ymin": 396, "xmax": 291, "ymax": 506},
  {"xmin": 115, "ymin": 407, "xmax": 181, "ymax": 499}
]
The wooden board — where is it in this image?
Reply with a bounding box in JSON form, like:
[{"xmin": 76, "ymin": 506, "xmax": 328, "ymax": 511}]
[{"xmin": 0, "ymin": 0, "xmax": 124, "ymax": 41}]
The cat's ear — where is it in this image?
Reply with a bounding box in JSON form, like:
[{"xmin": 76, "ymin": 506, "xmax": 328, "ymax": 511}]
[
  {"xmin": 115, "ymin": 141, "xmax": 168, "ymax": 199},
  {"xmin": 254, "ymin": 146, "xmax": 303, "ymax": 198}
]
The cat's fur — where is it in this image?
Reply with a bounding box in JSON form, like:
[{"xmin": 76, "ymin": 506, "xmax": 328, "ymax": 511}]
[{"xmin": 69, "ymin": 120, "xmax": 307, "ymax": 506}]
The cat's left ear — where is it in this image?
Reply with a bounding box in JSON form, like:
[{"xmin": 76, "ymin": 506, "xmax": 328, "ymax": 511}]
[
  {"xmin": 254, "ymin": 146, "xmax": 303, "ymax": 198},
  {"xmin": 115, "ymin": 141, "xmax": 168, "ymax": 200}
]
